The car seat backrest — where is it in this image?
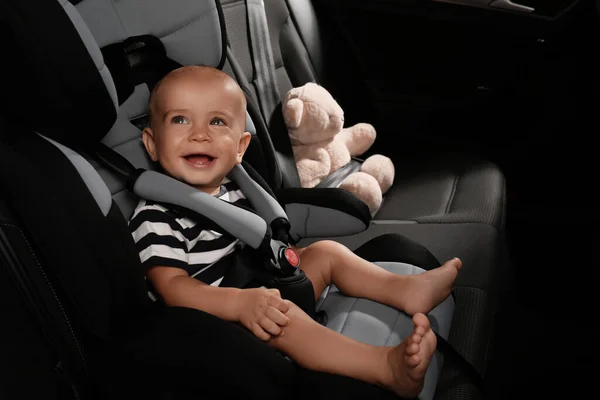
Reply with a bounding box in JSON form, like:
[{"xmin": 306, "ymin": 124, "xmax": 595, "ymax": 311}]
[
  {"xmin": 1, "ymin": 0, "xmax": 118, "ymax": 148},
  {"xmin": 265, "ymin": 0, "xmax": 325, "ymax": 87},
  {"xmin": 1, "ymin": 0, "xmax": 152, "ymax": 377},
  {"xmin": 69, "ymin": 0, "xmax": 227, "ymax": 220},
  {"xmin": 221, "ymin": 0, "xmax": 339, "ymax": 105},
  {"xmin": 1, "ymin": 0, "xmax": 230, "ymax": 340},
  {"xmin": 266, "ymin": 0, "xmax": 370, "ymax": 125}
]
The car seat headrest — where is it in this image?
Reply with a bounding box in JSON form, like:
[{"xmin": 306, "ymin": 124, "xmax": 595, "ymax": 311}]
[
  {"xmin": 79, "ymin": 0, "xmax": 227, "ymax": 108},
  {"xmin": 2, "ymin": 0, "xmax": 227, "ymax": 149},
  {"xmin": 1, "ymin": 0, "xmax": 119, "ymax": 147}
]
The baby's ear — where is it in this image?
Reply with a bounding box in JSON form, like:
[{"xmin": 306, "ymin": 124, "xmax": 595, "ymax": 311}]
[
  {"xmin": 236, "ymin": 131, "xmax": 252, "ymax": 163},
  {"xmin": 142, "ymin": 127, "xmax": 159, "ymax": 161}
]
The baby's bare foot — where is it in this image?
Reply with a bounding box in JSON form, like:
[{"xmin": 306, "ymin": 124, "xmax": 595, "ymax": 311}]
[
  {"xmin": 401, "ymin": 258, "xmax": 462, "ymax": 315},
  {"xmin": 386, "ymin": 313, "xmax": 437, "ymax": 398}
]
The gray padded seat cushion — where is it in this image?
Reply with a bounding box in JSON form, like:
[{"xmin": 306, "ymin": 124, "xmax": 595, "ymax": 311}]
[
  {"xmin": 319, "ymin": 262, "xmax": 455, "ymax": 400},
  {"xmin": 301, "ymin": 222, "xmax": 506, "ymax": 307},
  {"xmin": 300, "ymin": 221, "xmax": 506, "ymax": 397},
  {"xmin": 221, "ymin": 0, "xmax": 506, "ymax": 231}
]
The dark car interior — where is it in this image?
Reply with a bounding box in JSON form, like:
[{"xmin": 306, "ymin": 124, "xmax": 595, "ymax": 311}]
[
  {"xmin": 1, "ymin": 0, "xmax": 597, "ymax": 399},
  {"xmin": 304, "ymin": 0, "xmax": 598, "ymax": 396}
]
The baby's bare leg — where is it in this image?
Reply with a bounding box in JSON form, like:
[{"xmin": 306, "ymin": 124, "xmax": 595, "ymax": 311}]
[
  {"xmin": 270, "ymin": 302, "xmax": 436, "ymax": 398},
  {"xmin": 296, "ymin": 240, "xmax": 461, "ymax": 315}
]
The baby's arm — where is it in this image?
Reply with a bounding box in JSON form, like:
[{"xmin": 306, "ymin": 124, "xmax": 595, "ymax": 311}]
[
  {"xmin": 149, "ymin": 266, "xmax": 241, "ymax": 320},
  {"xmin": 148, "ymin": 266, "xmax": 290, "ymax": 340}
]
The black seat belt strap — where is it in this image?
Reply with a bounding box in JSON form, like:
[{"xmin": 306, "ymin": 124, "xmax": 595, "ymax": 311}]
[{"xmin": 245, "ymin": 0, "xmax": 281, "ymax": 122}]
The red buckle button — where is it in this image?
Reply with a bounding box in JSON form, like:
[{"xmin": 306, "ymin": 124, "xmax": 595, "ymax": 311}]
[{"xmin": 284, "ymin": 248, "xmax": 299, "ymax": 267}]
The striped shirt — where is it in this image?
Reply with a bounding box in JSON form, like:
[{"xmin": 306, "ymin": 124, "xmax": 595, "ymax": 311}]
[{"xmin": 129, "ymin": 178, "xmax": 251, "ymax": 287}]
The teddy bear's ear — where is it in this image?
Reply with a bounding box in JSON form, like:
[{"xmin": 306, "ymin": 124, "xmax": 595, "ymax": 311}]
[{"xmin": 283, "ymin": 98, "xmax": 304, "ymax": 129}]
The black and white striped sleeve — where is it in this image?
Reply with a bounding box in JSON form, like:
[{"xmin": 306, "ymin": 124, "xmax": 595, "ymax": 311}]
[{"xmin": 129, "ymin": 202, "xmax": 190, "ymax": 273}]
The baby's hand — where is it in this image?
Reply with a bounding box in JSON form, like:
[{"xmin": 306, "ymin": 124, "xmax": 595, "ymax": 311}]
[{"xmin": 235, "ymin": 288, "xmax": 290, "ymax": 341}]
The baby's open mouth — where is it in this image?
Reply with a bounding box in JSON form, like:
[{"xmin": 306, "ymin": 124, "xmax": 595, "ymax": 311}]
[{"xmin": 184, "ymin": 154, "xmax": 216, "ymax": 166}]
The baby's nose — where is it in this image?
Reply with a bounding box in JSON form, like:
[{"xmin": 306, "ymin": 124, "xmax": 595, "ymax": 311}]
[{"xmin": 190, "ymin": 128, "xmax": 209, "ymax": 141}]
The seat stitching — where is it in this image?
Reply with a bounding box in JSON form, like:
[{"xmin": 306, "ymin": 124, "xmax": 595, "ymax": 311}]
[
  {"xmin": 0, "ymin": 222, "xmax": 88, "ymax": 372},
  {"xmin": 338, "ymin": 297, "xmax": 359, "ymax": 335},
  {"xmin": 158, "ymin": 6, "xmax": 217, "ymax": 40},
  {"xmin": 107, "ymin": 0, "xmax": 129, "ymax": 37},
  {"xmin": 111, "ymin": 187, "xmax": 129, "ymax": 197},
  {"xmin": 304, "ymin": 204, "xmax": 310, "ymax": 238},
  {"xmin": 444, "ymin": 173, "xmax": 459, "ymax": 215},
  {"xmin": 498, "ymin": 175, "xmax": 507, "ymax": 231},
  {"xmin": 384, "ymin": 311, "xmax": 402, "ymax": 346},
  {"xmin": 105, "ymin": 124, "xmax": 143, "ymax": 149},
  {"xmin": 304, "ymin": 52, "xmax": 319, "ymax": 83}
]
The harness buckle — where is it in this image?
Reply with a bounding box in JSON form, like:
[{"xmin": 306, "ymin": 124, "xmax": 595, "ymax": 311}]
[{"xmin": 264, "ymin": 239, "xmax": 299, "ymax": 276}]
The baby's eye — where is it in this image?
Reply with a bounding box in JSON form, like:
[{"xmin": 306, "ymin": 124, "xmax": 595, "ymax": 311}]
[
  {"xmin": 171, "ymin": 116, "xmax": 189, "ymax": 124},
  {"xmin": 210, "ymin": 117, "xmax": 226, "ymax": 126}
]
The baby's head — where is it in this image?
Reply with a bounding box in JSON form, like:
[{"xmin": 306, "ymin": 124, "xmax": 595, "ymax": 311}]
[{"xmin": 142, "ymin": 66, "xmax": 251, "ymax": 194}]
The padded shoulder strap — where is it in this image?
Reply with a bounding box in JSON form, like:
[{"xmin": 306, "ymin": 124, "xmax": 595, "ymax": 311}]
[
  {"xmin": 131, "ymin": 169, "xmax": 270, "ymax": 249},
  {"xmin": 228, "ymin": 164, "xmax": 287, "ymax": 228},
  {"xmin": 92, "ymin": 139, "xmax": 291, "ymax": 249}
]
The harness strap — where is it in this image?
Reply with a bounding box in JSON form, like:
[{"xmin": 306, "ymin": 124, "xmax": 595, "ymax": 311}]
[
  {"xmin": 245, "ymin": 0, "xmax": 281, "ymax": 122},
  {"xmin": 228, "ymin": 164, "xmax": 290, "ymax": 241},
  {"xmin": 93, "ymin": 139, "xmax": 297, "ymax": 277}
]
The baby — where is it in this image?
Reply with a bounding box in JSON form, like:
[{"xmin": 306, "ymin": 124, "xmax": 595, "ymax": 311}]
[{"xmin": 129, "ymin": 65, "xmax": 462, "ymax": 398}]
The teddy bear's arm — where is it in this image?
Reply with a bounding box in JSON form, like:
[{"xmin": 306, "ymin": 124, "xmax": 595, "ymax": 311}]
[
  {"xmin": 295, "ymin": 147, "xmax": 332, "ymax": 188},
  {"xmin": 339, "ymin": 123, "xmax": 377, "ymax": 157}
]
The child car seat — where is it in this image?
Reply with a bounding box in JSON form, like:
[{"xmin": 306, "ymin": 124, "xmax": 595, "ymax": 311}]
[
  {"xmin": 0, "ymin": 1, "xmax": 305, "ymax": 399},
  {"xmin": 69, "ymin": 1, "xmax": 458, "ymax": 398},
  {"xmin": 1, "ymin": 0, "xmax": 490, "ymax": 399}
]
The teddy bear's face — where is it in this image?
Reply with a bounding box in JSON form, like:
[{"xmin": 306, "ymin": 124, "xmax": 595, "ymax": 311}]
[{"xmin": 284, "ymin": 83, "xmax": 345, "ymax": 145}]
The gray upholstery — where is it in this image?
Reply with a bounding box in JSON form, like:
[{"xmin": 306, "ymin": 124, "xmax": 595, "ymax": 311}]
[
  {"xmin": 60, "ymin": 0, "xmax": 119, "ymax": 112},
  {"xmin": 40, "ymin": 134, "xmax": 113, "ymax": 217},
  {"xmin": 318, "ymin": 262, "xmax": 455, "ymax": 400},
  {"xmin": 76, "ymin": 0, "xmax": 222, "ymax": 66},
  {"xmin": 282, "ymin": 0, "xmax": 324, "ymax": 82},
  {"xmin": 221, "ymin": 0, "xmax": 507, "ymax": 232},
  {"xmin": 71, "ymin": 0, "xmax": 225, "ymax": 219},
  {"xmin": 300, "ymin": 222, "xmax": 506, "ymax": 297},
  {"xmin": 286, "ymin": 203, "xmax": 367, "ymax": 241},
  {"xmin": 377, "ymin": 156, "xmax": 506, "ymax": 229},
  {"xmin": 246, "ymin": 110, "xmax": 257, "ymax": 135}
]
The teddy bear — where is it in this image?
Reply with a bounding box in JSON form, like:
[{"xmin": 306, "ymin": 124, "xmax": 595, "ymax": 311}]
[{"xmin": 282, "ymin": 82, "xmax": 395, "ymax": 213}]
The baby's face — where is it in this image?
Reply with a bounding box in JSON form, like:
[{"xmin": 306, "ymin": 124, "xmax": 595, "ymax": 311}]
[{"xmin": 143, "ymin": 71, "xmax": 250, "ymax": 194}]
